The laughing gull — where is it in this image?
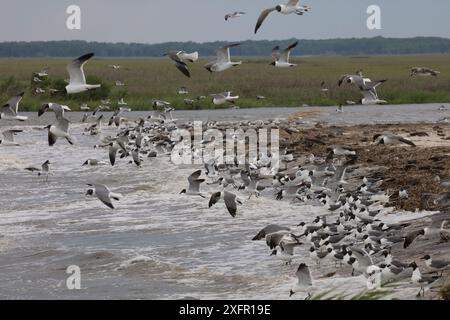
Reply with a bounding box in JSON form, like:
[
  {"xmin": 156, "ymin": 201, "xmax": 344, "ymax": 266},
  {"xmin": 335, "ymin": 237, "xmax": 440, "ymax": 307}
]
[
  {"xmin": 210, "ymin": 92, "xmax": 239, "ymax": 105},
  {"xmin": 38, "ymin": 103, "xmax": 71, "ymax": 120},
  {"xmin": 164, "ymin": 51, "xmax": 192, "ymax": 78},
  {"xmin": 309, "ymin": 246, "xmax": 332, "ymax": 265},
  {"xmin": 335, "ymin": 104, "xmax": 344, "ymax": 113},
  {"xmin": 411, "ymin": 67, "xmax": 440, "ymax": 77},
  {"xmin": 180, "ymin": 170, "xmax": 206, "ymax": 198},
  {"xmin": 25, "ymin": 160, "xmax": 50, "ymax": 181},
  {"xmin": 65, "ymin": 53, "xmax": 101, "ymax": 94},
  {"xmin": 34, "ymin": 69, "xmax": 48, "ymax": 77},
  {"xmin": 0, "ymin": 92, "xmax": 28, "ymax": 121},
  {"xmin": 403, "ymin": 229, "xmax": 426, "ymax": 249},
  {"xmin": 359, "ymin": 86, "xmax": 387, "ymax": 105},
  {"xmin": 118, "ymin": 98, "xmax": 127, "ymax": 106},
  {"xmin": 204, "ymin": 43, "xmax": 242, "ymax": 73},
  {"xmin": 178, "ymin": 87, "xmax": 189, "ymax": 95},
  {"xmin": 208, "ymin": 191, "xmax": 242, "ymax": 217},
  {"xmin": 44, "ymin": 116, "xmax": 73, "ymax": 146},
  {"xmin": 252, "ymin": 224, "xmax": 290, "ymax": 240},
  {"xmin": 255, "ymin": 1, "xmax": 311, "ymax": 34},
  {"xmin": 290, "ymin": 263, "xmax": 313, "ymax": 299},
  {"xmin": 225, "ymin": 12, "xmax": 246, "ymax": 21},
  {"xmin": 80, "ymin": 104, "xmax": 90, "ymax": 111},
  {"xmin": 86, "ymin": 183, "xmax": 121, "ymax": 209},
  {"xmin": 421, "ymin": 255, "xmax": 450, "ymax": 274},
  {"xmin": 339, "ymin": 73, "xmax": 387, "ymax": 105},
  {"xmin": 108, "ymin": 137, "xmax": 128, "ymax": 166},
  {"xmin": 328, "ymin": 145, "xmax": 356, "ymax": 156},
  {"xmin": 108, "ymin": 64, "xmax": 124, "ymax": 70},
  {"xmin": 271, "ymin": 241, "xmax": 302, "ymax": 265},
  {"xmin": 409, "ymin": 262, "xmax": 440, "ymax": 297},
  {"xmin": 82, "ymin": 159, "xmax": 107, "ymax": 166},
  {"xmin": 0, "ymin": 129, "xmax": 22, "ymax": 146},
  {"xmin": 270, "ymin": 41, "xmax": 298, "ymax": 68},
  {"xmin": 373, "ymin": 133, "xmax": 416, "ymax": 147}
]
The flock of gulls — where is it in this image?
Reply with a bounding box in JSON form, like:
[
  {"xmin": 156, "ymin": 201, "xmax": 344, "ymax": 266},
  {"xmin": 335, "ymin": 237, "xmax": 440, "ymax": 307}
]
[{"xmin": 1, "ymin": 0, "xmax": 449, "ymax": 300}]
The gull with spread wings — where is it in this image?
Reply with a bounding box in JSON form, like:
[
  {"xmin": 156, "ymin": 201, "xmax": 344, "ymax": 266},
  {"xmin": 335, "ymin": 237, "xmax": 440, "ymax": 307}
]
[
  {"xmin": 255, "ymin": 1, "xmax": 311, "ymax": 34},
  {"xmin": 270, "ymin": 41, "xmax": 298, "ymax": 68},
  {"xmin": 204, "ymin": 43, "xmax": 242, "ymax": 73}
]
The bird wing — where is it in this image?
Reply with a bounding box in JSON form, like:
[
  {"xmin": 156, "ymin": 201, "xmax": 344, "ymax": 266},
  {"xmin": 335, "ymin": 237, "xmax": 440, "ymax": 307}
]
[
  {"xmin": 287, "ymin": 0, "xmax": 300, "ymax": 6},
  {"xmin": 403, "ymin": 229, "xmax": 424, "ymax": 248},
  {"xmin": 350, "ymin": 246, "xmax": 373, "ymax": 267},
  {"xmin": 187, "ymin": 170, "xmax": 204, "ymax": 193},
  {"xmin": 67, "ymin": 53, "xmax": 94, "ymax": 85},
  {"xmin": 90, "ymin": 183, "xmax": 112, "ymax": 207},
  {"xmin": 175, "ymin": 61, "xmax": 191, "ymax": 78},
  {"xmin": 1, "ymin": 104, "xmax": 15, "ymax": 116},
  {"xmin": 272, "ymin": 46, "xmax": 281, "ymax": 61},
  {"xmin": 216, "ymin": 43, "xmax": 240, "ymax": 63},
  {"xmin": 209, "ymin": 192, "xmax": 221, "ymax": 208},
  {"xmin": 109, "ymin": 144, "xmax": 118, "ymax": 166},
  {"xmin": 56, "ymin": 117, "xmax": 70, "ymax": 133},
  {"xmin": 224, "ymin": 191, "xmax": 238, "ymax": 217},
  {"xmin": 188, "ymin": 170, "xmax": 202, "ymax": 183},
  {"xmin": 6, "ymin": 92, "xmax": 24, "ymax": 114},
  {"xmin": 397, "ymin": 136, "xmax": 416, "ymax": 147},
  {"xmin": 2, "ymin": 129, "xmax": 22, "ymax": 142},
  {"xmin": 361, "ymin": 90, "xmax": 377, "ymax": 101},
  {"xmin": 165, "ymin": 51, "xmax": 184, "ymax": 63},
  {"xmin": 254, "ymin": 7, "xmax": 277, "ymax": 34},
  {"xmin": 279, "ymin": 41, "xmax": 298, "ymax": 63},
  {"xmin": 296, "ymin": 264, "xmax": 312, "ymax": 286}
]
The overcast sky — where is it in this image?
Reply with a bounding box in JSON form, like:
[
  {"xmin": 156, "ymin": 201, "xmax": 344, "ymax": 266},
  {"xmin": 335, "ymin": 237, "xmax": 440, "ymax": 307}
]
[{"xmin": 1, "ymin": 0, "xmax": 449, "ymax": 43}]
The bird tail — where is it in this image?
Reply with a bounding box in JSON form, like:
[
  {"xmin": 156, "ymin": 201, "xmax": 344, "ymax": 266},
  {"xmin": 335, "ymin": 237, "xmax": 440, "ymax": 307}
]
[{"xmin": 110, "ymin": 193, "xmax": 122, "ymax": 201}]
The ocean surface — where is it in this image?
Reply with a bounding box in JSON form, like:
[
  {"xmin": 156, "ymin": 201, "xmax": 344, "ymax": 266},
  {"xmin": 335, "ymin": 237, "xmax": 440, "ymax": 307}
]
[{"xmin": 0, "ymin": 104, "xmax": 446, "ymax": 299}]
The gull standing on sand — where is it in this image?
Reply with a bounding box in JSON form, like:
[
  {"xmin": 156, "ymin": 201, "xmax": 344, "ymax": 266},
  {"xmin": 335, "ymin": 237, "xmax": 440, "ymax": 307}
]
[
  {"xmin": 65, "ymin": 53, "xmax": 101, "ymax": 94},
  {"xmin": 0, "ymin": 92, "xmax": 28, "ymax": 121},
  {"xmin": 270, "ymin": 41, "xmax": 298, "ymax": 68},
  {"xmin": 86, "ymin": 183, "xmax": 122, "ymax": 209},
  {"xmin": 204, "ymin": 44, "xmax": 242, "ymax": 73},
  {"xmin": 373, "ymin": 133, "xmax": 416, "ymax": 147},
  {"xmin": 255, "ymin": 1, "xmax": 311, "ymax": 34}
]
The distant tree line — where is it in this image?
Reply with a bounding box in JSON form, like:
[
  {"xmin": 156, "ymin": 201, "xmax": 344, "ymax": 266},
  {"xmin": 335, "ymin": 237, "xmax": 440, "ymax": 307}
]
[{"xmin": 1, "ymin": 37, "xmax": 450, "ymax": 58}]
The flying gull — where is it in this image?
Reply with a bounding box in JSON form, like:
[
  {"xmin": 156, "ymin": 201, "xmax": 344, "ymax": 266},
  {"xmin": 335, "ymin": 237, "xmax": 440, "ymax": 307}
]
[
  {"xmin": 65, "ymin": 53, "xmax": 101, "ymax": 94},
  {"xmin": 255, "ymin": 1, "xmax": 311, "ymax": 34}
]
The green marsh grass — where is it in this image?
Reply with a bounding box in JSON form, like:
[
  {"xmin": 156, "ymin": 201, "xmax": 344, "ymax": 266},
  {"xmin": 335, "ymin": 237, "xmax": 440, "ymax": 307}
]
[{"xmin": 1, "ymin": 54, "xmax": 449, "ymax": 111}]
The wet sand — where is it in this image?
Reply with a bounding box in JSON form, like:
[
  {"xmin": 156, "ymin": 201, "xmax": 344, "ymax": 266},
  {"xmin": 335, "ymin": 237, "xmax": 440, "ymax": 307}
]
[{"xmin": 280, "ymin": 119, "xmax": 450, "ymax": 299}]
